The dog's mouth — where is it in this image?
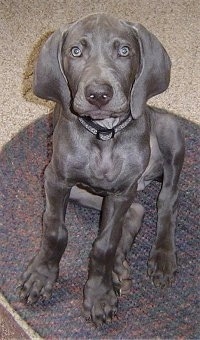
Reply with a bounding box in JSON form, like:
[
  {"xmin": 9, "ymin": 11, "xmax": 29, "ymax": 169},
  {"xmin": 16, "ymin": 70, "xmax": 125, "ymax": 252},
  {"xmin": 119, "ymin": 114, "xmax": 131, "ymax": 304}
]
[
  {"xmin": 79, "ymin": 110, "xmax": 125, "ymax": 120},
  {"xmin": 83, "ymin": 111, "xmax": 118, "ymax": 120},
  {"xmin": 72, "ymin": 97, "xmax": 129, "ymax": 121}
]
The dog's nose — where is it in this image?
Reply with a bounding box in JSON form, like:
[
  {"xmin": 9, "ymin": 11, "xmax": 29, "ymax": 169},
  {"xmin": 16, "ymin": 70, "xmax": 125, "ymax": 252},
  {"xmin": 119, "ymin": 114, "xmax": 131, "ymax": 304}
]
[{"xmin": 85, "ymin": 83, "xmax": 113, "ymax": 107}]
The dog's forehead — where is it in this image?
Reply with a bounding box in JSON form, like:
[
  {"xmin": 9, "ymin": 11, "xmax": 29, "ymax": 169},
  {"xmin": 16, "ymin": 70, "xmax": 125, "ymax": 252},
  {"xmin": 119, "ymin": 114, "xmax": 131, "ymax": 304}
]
[{"xmin": 67, "ymin": 14, "xmax": 132, "ymax": 42}]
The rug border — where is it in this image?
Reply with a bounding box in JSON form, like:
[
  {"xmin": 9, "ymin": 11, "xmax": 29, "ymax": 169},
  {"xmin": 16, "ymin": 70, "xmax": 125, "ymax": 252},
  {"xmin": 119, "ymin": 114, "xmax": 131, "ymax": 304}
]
[{"xmin": 0, "ymin": 293, "xmax": 42, "ymax": 339}]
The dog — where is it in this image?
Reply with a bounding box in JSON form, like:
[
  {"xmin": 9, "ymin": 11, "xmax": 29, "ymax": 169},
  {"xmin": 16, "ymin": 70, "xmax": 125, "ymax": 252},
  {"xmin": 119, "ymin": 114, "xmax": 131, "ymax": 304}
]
[{"xmin": 20, "ymin": 13, "xmax": 185, "ymax": 325}]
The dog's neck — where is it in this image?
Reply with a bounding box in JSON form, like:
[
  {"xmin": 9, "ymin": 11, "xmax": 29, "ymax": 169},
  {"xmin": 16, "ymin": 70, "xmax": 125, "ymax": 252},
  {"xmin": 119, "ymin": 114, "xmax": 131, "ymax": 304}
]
[{"xmin": 78, "ymin": 114, "xmax": 133, "ymax": 141}]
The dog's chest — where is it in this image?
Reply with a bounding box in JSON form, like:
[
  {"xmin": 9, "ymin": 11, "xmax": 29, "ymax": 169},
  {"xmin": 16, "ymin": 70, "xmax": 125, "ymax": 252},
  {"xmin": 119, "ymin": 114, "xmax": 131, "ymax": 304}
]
[{"xmin": 88, "ymin": 146, "xmax": 123, "ymax": 182}]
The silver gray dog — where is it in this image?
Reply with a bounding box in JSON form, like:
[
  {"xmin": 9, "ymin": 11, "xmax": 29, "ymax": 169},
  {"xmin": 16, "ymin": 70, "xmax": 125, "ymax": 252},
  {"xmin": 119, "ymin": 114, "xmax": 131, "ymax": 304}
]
[{"xmin": 20, "ymin": 13, "xmax": 185, "ymax": 325}]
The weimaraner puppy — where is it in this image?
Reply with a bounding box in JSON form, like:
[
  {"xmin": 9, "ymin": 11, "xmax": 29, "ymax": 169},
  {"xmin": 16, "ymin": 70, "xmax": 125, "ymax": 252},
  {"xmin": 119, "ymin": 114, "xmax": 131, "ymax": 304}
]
[{"xmin": 20, "ymin": 13, "xmax": 185, "ymax": 325}]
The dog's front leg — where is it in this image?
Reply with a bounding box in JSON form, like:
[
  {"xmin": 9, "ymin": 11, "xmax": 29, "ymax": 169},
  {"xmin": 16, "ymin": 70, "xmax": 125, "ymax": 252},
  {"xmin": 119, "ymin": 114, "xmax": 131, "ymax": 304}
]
[
  {"xmin": 83, "ymin": 190, "xmax": 135, "ymax": 325},
  {"xmin": 148, "ymin": 150, "xmax": 184, "ymax": 287},
  {"xmin": 20, "ymin": 163, "xmax": 70, "ymax": 304},
  {"xmin": 148, "ymin": 184, "xmax": 179, "ymax": 287}
]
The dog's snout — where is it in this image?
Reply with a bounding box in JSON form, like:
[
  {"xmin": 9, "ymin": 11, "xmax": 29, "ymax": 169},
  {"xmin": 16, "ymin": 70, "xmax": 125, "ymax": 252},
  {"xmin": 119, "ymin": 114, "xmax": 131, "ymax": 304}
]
[{"xmin": 85, "ymin": 83, "xmax": 113, "ymax": 108}]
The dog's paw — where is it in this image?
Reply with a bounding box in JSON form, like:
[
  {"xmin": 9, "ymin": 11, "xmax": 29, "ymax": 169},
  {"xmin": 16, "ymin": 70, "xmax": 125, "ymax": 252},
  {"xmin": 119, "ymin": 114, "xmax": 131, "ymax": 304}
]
[
  {"xmin": 112, "ymin": 259, "xmax": 132, "ymax": 296},
  {"xmin": 19, "ymin": 256, "xmax": 59, "ymax": 304},
  {"xmin": 147, "ymin": 247, "xmax": 177, "ymax": 288},
  {"xmin": 83, "ymin": 281, "xmax": 118, "ymax": 326}
]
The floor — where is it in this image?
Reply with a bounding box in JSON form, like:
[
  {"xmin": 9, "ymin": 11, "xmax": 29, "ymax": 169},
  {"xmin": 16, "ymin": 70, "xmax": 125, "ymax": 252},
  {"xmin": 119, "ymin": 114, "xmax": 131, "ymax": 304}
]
[{"xmin": 0, "ymin": 0, "xmax": 199, "ymax": 338}]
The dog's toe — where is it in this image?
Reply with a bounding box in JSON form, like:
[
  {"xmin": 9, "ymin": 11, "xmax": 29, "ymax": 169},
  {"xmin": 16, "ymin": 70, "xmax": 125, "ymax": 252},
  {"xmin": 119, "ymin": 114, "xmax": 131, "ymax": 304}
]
[
  {"xmin": 148, "ymin": 247, "xmax": 177, "ymax": 287},
  {"xmin": 19, "ymin": 256, "xmax": 58, "ymax": 304}
]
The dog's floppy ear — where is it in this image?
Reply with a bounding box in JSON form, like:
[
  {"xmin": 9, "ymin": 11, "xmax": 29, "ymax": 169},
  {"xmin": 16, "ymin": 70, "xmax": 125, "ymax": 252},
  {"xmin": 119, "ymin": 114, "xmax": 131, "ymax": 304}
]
[
  {"xmin": 33, "ymin": 25, "xmax": 70, "ymax": 109},
  {"xmin": 127, "ymin": 22, "xmax": 171, "ymax": 119}
]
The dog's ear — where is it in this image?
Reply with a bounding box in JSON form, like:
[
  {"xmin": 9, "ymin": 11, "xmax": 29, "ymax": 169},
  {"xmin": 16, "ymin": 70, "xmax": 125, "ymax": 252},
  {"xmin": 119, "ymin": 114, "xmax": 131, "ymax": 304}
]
[
  {"xmin": 33, "ymin": 25, "xmax": 70, "ymax": 109},
  {"xmin": 127, "ymin": 22, "xmax": 171, "ymax": 119}
]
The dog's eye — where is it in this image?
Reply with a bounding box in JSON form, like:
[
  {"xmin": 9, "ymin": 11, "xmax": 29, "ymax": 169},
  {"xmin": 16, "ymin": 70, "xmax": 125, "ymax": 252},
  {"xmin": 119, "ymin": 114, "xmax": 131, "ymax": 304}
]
[
  {"xmin": 118, "ymin": 46, "xmax": 130, "ymax": 57},
  {"xmin": 71, "ymin": 46, "xmax": 82, "ymax": 57}
]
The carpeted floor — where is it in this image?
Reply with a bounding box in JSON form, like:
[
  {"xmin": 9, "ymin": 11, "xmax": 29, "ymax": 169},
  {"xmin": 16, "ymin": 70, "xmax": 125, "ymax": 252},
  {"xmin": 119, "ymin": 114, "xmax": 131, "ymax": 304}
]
[
  {"xmin": 0, "ymin": 113, "xmax": 199, "ymax": 338},
  {"xmin": 0, "ymin": 0, "xmax": 199, "ymax": 147},
  {"xmin": 0, "ymin": 0, "xmax": 200, "ymax": 338}
]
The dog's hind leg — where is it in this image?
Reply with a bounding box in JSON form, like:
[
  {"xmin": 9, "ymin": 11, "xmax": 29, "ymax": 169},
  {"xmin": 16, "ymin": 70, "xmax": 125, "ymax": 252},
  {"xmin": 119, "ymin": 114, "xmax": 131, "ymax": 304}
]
[
  {"xmin": 112, "ymin": 203, "xmax": 144, "ymax": 295},
  {"xmin": 70, "ymin": 186, "xmax": 103, "ymax": 210}
]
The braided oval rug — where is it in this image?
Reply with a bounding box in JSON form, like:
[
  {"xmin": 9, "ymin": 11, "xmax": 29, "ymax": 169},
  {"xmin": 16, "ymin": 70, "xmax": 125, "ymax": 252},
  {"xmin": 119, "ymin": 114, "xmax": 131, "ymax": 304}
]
[{"xmin": 0, "ymin": 113, "xmax": 199, "ymax": 339}]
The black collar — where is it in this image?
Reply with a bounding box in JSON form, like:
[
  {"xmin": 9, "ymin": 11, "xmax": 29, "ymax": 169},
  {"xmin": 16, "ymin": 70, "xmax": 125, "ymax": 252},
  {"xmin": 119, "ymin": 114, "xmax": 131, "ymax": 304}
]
[{"xmin": 78, "ymin": 114, "xmax": 132, "ymax": 141}]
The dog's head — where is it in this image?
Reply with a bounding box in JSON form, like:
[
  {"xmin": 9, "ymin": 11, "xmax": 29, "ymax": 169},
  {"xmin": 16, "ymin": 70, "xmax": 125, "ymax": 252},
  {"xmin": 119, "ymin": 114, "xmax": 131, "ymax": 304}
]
[{"xmin": 34, "ymin": 13, "xmax": 171, "ymax": 119}]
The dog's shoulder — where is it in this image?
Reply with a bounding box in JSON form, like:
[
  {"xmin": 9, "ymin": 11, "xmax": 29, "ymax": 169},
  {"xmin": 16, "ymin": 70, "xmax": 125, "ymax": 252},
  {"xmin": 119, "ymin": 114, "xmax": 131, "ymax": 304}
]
[
  {"xmin": 147, "ymin": 105, "xmax": 183, "ymax": 135},
  {"xmin": 147, "ymin": 105, "xmax": 184, "ymax": 157}
]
